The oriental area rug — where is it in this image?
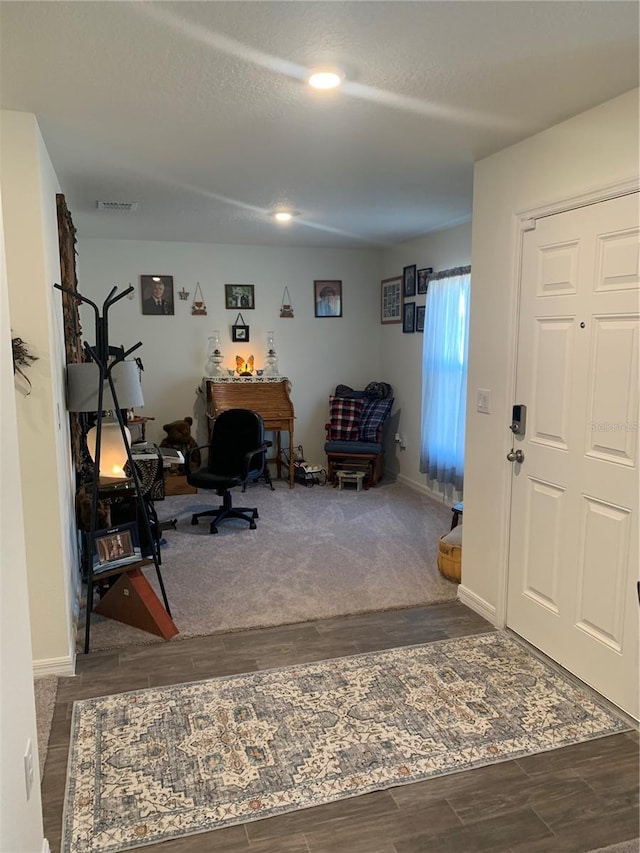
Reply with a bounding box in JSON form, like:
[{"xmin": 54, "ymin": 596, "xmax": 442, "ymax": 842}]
[{"xmin": 62, "ymin": 632, "xmax": 630, "ymax": 853}]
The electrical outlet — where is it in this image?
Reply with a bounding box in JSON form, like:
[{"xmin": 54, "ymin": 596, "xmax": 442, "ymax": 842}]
[
  {"xmin": 24, "ymin": 739, "xmax": 34, "ymax": 800},
  {"xmin": 400, "ymin": 436, "xmax": 407, "ymax": 449}
]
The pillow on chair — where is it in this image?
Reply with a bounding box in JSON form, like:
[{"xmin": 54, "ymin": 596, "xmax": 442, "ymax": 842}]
[
  {"xmin": 329, "ymin": 395, "xmax": 365, "ymax": 440},
  {"xmin": 358, "ymin": 397, "xmax": 394, "ymax": 442}
]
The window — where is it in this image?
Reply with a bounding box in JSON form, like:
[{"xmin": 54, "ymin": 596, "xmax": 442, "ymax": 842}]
[{"xmin": 419, "ymin": 268, "xmax": 470, "ymax": 493}]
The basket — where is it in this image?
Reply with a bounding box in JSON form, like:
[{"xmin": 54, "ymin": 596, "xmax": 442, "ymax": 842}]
[{"xmin": 437, "ymin": 527, "xmax": 462, "ymax": 582}]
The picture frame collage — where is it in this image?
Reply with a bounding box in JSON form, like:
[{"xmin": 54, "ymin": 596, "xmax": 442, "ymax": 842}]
[{"xmin": 380, "ymin": 265, "xmax": 432, "ymax": 332}]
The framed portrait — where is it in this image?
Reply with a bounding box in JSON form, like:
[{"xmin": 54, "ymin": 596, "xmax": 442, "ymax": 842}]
[
  {"xmin": 417, "ymin": 267, "xmax": 433, "ymax": 295},
  {"xmin": 403, "ymin": 265, "xmax": 417, "ymax": 298},
  {"xmin": 314, "ymin": 280, "xmax": 342, "ymax": 317},
  {"xmin": 403, "ymin": 301, "xmax": 416, "ymax": 333},
  {"xmin": 92, "ymin": 522, "xmax": 141, "ymax": 574},
  {"xmin": 416, "ymin": 304, "xmax": 426, "ymax": 332},
  {"xmin": 381, "ymin": 276, "xmax": 402, "ymax": 324},
  {"xmin": 225, "ymin": 284, "xmax": 255, "ymax": 310},
  {"xmin": 141, "ymin": 275, "xmax": 175, "ymax": 316}
]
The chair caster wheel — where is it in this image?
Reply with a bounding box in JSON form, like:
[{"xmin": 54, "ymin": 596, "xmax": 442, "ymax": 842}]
[
  {"xmin": 191, "ymin": 517, "xmax": 199, "ymax": 526},
  {"xmin": 253, "ymin": 510, "xmax": 259, "ymax": 519},
  {"xmin": 250, "ymin": 521, "xmax": 256, "ymax": 529},
  {"xmin": 210, "ymin": 526, "xmax": 219, "ymax": 534}
]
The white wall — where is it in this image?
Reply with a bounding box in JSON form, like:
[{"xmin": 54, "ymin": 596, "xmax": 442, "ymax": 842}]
[
  {"xmin": 1, "ymin": 110, "xmax": 78, "ymax": 672},
  {"xmin": 0, "ymin": 190, "xmax": 46, "ymax": 853},
  {"xmin": 381, "ymin": 221, "xmax": 472, "ymax": 494},
  {"xmin": 77, "ymin": 240, "xmax": 383, "ymax": 466},
  {"xmin": 463, "ymin": 88, "xmax": 640, "ymax": 622}
]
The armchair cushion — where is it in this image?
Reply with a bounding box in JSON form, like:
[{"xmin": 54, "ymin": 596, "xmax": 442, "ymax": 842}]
[
  {"xmin": 335, "ymin": 384, "xmax": 365, "ymax": 399},
  {"xmin": 358, "ymin": 397, "xmax": 394, "ymax": 442},
  {"xmin": 325, "ymin": 439, "xmax": 382, "ymax": 454},
  {"xmin": 328, "ymin": 395, "xmax": 365, "ymax": 440},
  {"xmin": 364, "ymin": 381, "xmax": 393, "ymax": 399}
]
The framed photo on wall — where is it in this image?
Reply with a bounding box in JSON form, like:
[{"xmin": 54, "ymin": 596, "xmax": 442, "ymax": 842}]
[
  {"xmin": 381, "ymin": 276, "xmax": 402, "ymax": 324},
  {"xmin": 417, "ymin": 267, "xmax": 433, "ymax": 294},
  {"xmin": 314, "ymin": 280, "xmax": 342, "ymax": 317},
  {"xmin": 141, "ymin": 275, "xmax": 175, "ymax": 315},
  {"xmin": 225, "ymin": 284, "xmax": 255, "ymax": 310},
  {"xmin": 232, "ymin": 323, "xmax": 250, "ymax": 342},
  {"xmin": 416, "ymin": 304, "xmax": 426, "ymax": 332},
  {"xmin": 403, "ymin": 301, "xmax": 416, "ymax": 333},
  {"xmin": 403, "ymin": 264, "xmax": 417, "ymax": 298}
]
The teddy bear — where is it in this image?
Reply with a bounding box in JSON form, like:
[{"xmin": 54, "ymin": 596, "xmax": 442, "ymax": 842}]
[{"xmin": 159, "ymin": 416, "xmax": 201, "ymax": 471}]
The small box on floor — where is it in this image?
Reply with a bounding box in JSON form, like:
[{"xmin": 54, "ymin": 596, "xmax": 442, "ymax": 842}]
[{"xmin": 164, "ymin": 474, "xmax": 197, "ymax": 496}]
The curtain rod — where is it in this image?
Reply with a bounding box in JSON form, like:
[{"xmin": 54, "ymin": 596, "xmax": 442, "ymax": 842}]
[{"xmin": 428, "ymin": 265, "xmax": 471, "ymax": 281}]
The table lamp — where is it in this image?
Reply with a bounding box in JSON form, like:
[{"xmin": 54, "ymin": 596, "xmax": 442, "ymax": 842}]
[{"xmin": 66, "ymin": 360, "xmax": 144, "ymax": 479}]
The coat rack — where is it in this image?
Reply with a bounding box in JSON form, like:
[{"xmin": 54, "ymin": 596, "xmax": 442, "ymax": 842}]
[{"xmin": 54, "ymin": 283, "xmax": 174, "ymax": 652}]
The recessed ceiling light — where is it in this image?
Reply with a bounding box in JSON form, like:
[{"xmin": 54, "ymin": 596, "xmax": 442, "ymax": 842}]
[
  {"xmin": 308, "ymin": 68, "xmax": 344, "ymax": 90},
  {"xmin": 274, "ymin": 211, "xmax": 293, "ymax": 223}
]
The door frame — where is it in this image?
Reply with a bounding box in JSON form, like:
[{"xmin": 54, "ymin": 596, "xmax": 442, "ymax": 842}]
[{"xmin": 494, "ymin": 176, "xmax": 639, "ymax": 630}]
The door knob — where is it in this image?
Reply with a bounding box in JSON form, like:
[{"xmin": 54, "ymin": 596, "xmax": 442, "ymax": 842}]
[{"xmin": 506, "ymin": 449, "xmax": 525, "ymax": 463}]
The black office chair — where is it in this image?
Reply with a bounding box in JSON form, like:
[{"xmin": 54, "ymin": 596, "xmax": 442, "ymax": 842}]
[{"xmin": 186, "ymin": 408, "xmax": 268, "ymax": 534}]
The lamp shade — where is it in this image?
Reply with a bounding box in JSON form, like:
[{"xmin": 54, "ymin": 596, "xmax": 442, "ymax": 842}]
[{"xmin": 66, "ymin": 360, "xmax": 144, "ymax": 412}]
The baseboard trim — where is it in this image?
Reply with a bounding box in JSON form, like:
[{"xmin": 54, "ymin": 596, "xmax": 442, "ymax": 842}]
[
  {"xmin": 395, "ymin": 474, "xmax": 447, "ymax": 504},
  {"xmin": 458, "ymin": 584, "xmax": 497, "ymax": 625},
  {"xmin": 33, "ymin": 653, "xmax": 76, "ymax": 677}
]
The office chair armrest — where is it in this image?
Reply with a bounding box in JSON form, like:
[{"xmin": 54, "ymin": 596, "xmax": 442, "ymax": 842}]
[
  {"xmin": 240, "ymin": 442, "xmax": 269, "ymax": 477},
  {"xmin": 185, "ymin": 444, "xmax": 210, "ymax": 468}
]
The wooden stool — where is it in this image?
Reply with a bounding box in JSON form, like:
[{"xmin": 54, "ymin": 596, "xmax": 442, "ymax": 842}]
[{"xmin": 336, "ymin": 470, "xmax": 366, "ymax": 491}]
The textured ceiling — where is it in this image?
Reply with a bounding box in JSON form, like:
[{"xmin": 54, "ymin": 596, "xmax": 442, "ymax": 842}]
[{"xmin": 1, "ymin": 1, "xmax": 638, "ymax": 248}]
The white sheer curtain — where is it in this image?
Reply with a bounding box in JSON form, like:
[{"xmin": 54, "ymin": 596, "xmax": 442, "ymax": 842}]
[{"xmin": 419, "ymin": 269, "xmax": 470, "ymax": 492}]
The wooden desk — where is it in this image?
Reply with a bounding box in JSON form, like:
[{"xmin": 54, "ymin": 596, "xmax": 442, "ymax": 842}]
[{"xmin": 204, "ymin": 377, "xmax": 295, "ymax": 488}]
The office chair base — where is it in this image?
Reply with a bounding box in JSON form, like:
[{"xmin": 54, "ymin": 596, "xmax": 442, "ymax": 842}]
[{"xmin": 191, "ymin": 501, "xmax": 259, "ymax": 535}]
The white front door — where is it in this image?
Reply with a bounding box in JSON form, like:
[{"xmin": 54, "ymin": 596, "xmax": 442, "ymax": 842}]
[{"xmin": 507, "ymin": 192, "xmax": 639, "ymax": 719}]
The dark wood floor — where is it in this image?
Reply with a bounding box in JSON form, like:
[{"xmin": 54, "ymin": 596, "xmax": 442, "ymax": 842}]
[{"xmin": 42, "ymin": 602, "xmax": 639, "ymax": 853}]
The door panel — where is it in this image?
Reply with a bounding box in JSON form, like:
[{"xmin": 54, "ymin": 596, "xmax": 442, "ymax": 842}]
[{"xmin": 508, "ymin": 192, "xmax": 639, "ymax": 719}]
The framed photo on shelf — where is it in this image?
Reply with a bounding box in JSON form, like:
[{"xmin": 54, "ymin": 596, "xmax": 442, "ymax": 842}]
[
  {"xmin": 92, "ymin": 522, "xmax": 142, "ymax": 574},
  {"xmin": 380, "ymin": 276, "xmax": 402, "ymax": 324},
  {"xmin": 225, "ymin": 284, "xmax": 255, "ymax": 310},
  {"xmin": 417, "ymin": 267, "xmax": 433, "ymax": 294},
  {"xmin": 314, "ymin": 280, "xmax": 342, "ymax": 317},
  {"xmin": 403, "ymin": 301, "xmax": 416, "ymax": 333},
  {"xmin": 416, "ymin": 304, "xmax": 426, "ymax": 332},
  {"xmin": 403, "ymin": 264, "xmax": 417, "ymax": 298},
  {"xmin": 141, "ymin": 275, "xmax": 175, "ymax": 316}
]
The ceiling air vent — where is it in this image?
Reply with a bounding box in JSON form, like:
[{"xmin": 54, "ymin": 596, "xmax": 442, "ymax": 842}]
[{"xmin": 96, "ymin": 200, "xmax": 138, "ymax": 212}]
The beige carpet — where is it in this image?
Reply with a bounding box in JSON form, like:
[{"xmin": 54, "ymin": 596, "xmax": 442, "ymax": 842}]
[{"xmin": 81, "ymin": 479, "xmax": 456, "ymax": 651}]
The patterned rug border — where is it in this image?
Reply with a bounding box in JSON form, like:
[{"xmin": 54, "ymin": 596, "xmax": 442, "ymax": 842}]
[{"xmin": 62, "ymin": 631, "xmax": 633, "ymax": 853}]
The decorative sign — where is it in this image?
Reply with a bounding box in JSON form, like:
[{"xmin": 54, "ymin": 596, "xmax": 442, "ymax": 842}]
[{"xmin": 191, "ymin": 282, "xmax": 207, "ymax": 316}]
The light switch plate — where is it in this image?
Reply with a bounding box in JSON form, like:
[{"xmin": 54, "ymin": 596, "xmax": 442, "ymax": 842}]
[{"xmin": 477, "ymin": 388, "xmax": 491, "ymax": 414}]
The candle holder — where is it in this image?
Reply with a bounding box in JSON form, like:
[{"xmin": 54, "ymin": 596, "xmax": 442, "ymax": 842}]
[
  {"xmin": 205, "ymin": 331, "xmax": 226, "ymax": 377},
  {"xmin": 264, "ymin": 330, "xmax": 279, "ymax": 377}
]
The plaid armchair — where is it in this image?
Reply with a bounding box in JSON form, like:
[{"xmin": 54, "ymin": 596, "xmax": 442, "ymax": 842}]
[{"xmin": 324, "ymin": 382, "xmax": 394, "ymax": 488}]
